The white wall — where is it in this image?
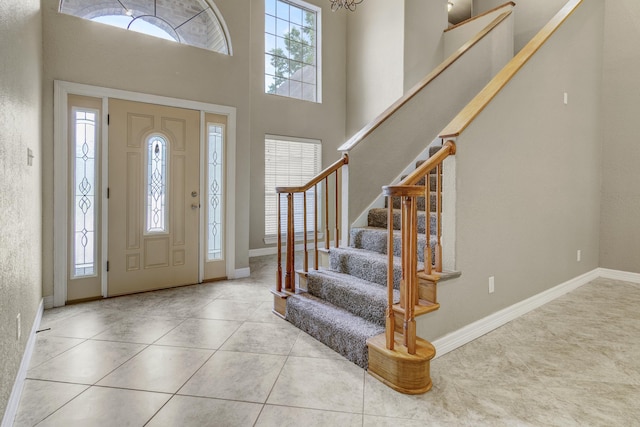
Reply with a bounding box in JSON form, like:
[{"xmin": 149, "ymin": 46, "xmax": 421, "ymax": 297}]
[
  {"xmin": 346, "ymin": 1, "xmax": 405, "ymax": 136},
  {"xmin": 600, "ymin": 0, "xmax": 640, "ymax": 273},
  {"xmin": 422, "ymin": 0, "xmax": 604, "ymax": 339},
  {"xmin": 0, "ymin": 0, "xmax": 43, "ymax": 419},
  {"xmin": 474, "ymin": 0, "xmax": 568, "ymax": 51}
]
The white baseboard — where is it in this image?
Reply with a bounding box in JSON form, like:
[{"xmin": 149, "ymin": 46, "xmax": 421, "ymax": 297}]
[
  {"xmin": 1, "ymin": 299, "xmax": 44, "ymax": 427},
  {"xmin": 597, "ymin": 268, "xmax": 640, "ymax": 284},
  {"xmin": 232, "ymin": 268, "xmax": 251, "ymax": 279},
  {"xmin": 43, "ymin": 295, "xmax": 54, "ymax": 309},
  {"xmin": 432, "ymin": 268, "xmax": 601, "ymax": 358}
]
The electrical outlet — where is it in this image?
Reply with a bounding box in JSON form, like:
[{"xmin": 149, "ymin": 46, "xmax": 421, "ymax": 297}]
[
  {"xmin": 577, "ymin": 250, "xmax": 581, "ymax": 262},
  {"xmin": 16, "ymin": 313, "xmax": 21, "ymax": 340},
  {"xmin": 489, "ymin": 276, "xmax": 495, "ymax": 294}
]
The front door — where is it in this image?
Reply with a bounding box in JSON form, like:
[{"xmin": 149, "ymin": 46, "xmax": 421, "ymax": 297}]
[{"xmin": 107, "ymin": 99, "xmax": 200, "ymax": 296}]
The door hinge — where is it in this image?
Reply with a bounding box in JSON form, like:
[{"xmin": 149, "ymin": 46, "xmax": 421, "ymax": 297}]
[
  {"xmin": 107, "ymin": 114, "xmax": 110, "ymax": 125},
  {"xmin": 106, "ymin": 261, "xmax": 110, "ymax": 272},
  {"xmin": 107, "ymin": 187, "xmax": 110, "ymax": 199}
]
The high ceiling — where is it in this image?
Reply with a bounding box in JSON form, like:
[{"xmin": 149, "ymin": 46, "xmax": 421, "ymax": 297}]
[{"xmin": 448, "ymin": 0, "xmax": 473, "ymax": 25}]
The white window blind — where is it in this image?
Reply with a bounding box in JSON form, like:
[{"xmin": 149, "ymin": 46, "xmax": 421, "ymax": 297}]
[{"xmin": 265, "ymin": 135, "xmax": 321, "ymax": 239}]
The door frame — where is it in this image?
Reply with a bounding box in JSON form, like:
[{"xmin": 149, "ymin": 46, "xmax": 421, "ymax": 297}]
[{"xmin": 53, "ymin": 80, "xmax": 238, "ymax": 307}]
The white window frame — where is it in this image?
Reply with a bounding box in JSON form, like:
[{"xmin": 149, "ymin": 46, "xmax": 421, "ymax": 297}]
[
  {"xmin": 264, "ymin": 134, "xmax": 323, "ymax": 244},
  {"xmin": 264, "ymin": 0, "xmax": 322, "ymax": 103}
]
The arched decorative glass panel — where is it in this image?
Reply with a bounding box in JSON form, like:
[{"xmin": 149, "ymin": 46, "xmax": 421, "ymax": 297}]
[
  {"xmin": 207, "ymin": 124, "xmax": 224, "ymax": 260},
  {"xmin": 146, "ymin": 135, "xmax": 169, "ymax": 234},
  {"xmin": 59, "ymin": 0, "xmax": 232, "ymax": 55},
  {"xmin": 72, "ymin": 108, "xmax": 98, "ymax": 277}
]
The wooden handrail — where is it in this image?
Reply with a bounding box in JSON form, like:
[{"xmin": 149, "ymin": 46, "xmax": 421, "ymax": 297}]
[
  {"xmin": 338, "ymin": 10, "xmax": 513, "ymax": 153},
  {"xmin": 276, "ymin": 154, "xmax": 349, "ymax": 193},
  {"xmin": 444, "ymin": 1, "xmax": 515, "ymax": 33},
  {"xmin": 439, "ymin": 0, "xmax": 583, "ymax": 138},
  {"xmin": 399, "ymin": 140, "xmax": 456, "ymax": 186}
]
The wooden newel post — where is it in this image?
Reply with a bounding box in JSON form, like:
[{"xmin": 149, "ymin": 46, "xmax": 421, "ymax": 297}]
[{"xmin": 276, "ymin": 193, "xmax": 282, "ymax": 292}]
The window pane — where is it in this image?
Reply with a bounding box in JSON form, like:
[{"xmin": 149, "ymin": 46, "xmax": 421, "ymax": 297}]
[
  {"xmin": 264, "ymin": 137, "xmax": 321, "ymax": 237},
  {"xmin": 207, "ymin": 124, "xmax": 224, "ymax": 260},
  {"xmin": 146, "ymin": 135, "xmax": 168, "ymax": 233},
  {"xmin": 73, "ymin": 109, "xmax": 98, "ymax": 277},
  {"xmin": 265, "ymin": 0, "xmax": 319, "ymax": 102},
  {"xmin": 265, "ymin": 14, "xmax": 276, "ymax": 35},
  {"xmin": 266, "ymin": 0, "xmax": 277, "ymax": 16}
]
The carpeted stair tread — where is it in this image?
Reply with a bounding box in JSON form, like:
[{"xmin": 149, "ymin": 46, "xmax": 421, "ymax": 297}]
[
  {"xmin": 329, "ymin": 246, "xmax": 423, "ymax": 289},
  {"xmin": 367, "ymin": 208, "xmax": 436, "ymax": 235},
  {"xmin": 350, "ymin": 226, "xmax": 437, "ymax": 264},
  {"xmin": 286, "ymin": 292, "xmax": 385, "ymax": 368},
  {"xmin": 307, "ymin": 269, "xmax": 399, "ymax": 326}
]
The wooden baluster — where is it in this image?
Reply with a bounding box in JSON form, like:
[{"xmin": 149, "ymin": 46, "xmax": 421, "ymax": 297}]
[
  {"xmin": 303, "ymin": 192, "xmax": 308, "ymax": 273},
  {"xmin": 286, "ymin": 193, "xmax": 295, "ymax": 292},
  {"xmin": 335, "ymin": 170, "xmax": 340, "ymax": 248},
  {"xmin": 386, "ymin": 196, "xmax": 395, "ymax": 350},
  {"xmin": 324, "ymin": 177, "xmax": 330, "ymax": 250},
  {"xmin": 406, "ymin": 195, "xmax": 417, "ymax": 354},
  {"xmin": 401, "ymin": 196, "xmax": 409, "ymax": 348},
  {"xmin": 276, "ymin": 193, "xmax": 282, "ymax": 293},
  {"xmin": 314, "ymin": 183, "xmax": 318, "ymax": 270},
  {"xmin": 425, "ymin": 170, "xmax": 433, "ymax": 275},
  {"xmin": 435, "ymin": 163, "xmax": 443, "ymax": 272}
]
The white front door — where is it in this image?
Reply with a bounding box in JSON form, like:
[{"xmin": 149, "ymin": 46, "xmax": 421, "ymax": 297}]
[{"xmin": 107, "ymin": 99, "xmax": 200, "ymax": 296}]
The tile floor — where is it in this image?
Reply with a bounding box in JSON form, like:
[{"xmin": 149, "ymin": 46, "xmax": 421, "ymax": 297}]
[{"xmin": 12, "ymin": 256, "xmax": 640, "ymax": 426}]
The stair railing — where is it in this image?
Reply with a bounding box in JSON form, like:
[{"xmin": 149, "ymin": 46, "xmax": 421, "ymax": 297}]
[
  {"xmin": 381, "ymin": 140, "xmax": 456, "ymax": 353},
  {"xmin": 275, "ymin": 154, "xmax": 349, "ymax": 295}
]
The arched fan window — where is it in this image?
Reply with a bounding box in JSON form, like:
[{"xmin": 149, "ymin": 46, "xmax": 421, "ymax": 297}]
[{"xmin": 59, "ymin": 0, "xmax": 232, "ymax": 55}]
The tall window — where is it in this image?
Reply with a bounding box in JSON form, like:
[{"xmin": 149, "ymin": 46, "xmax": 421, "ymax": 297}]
[
  {"xmin": 265, "ymin": 0, "xmax": 321, "ymax": 102},
  {"xmin": 72, "ymin": 108, "xmax": 98, "ymax": 277},
  {"xmin": 207, "ymin": 124, "xmax": 224, "ymax": 260},
  {"xmin": 264, "ymin": 135, "xmax": 322, "ymax": 242}
]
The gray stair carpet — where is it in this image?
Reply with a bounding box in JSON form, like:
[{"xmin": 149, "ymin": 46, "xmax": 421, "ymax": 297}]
[
  {"xmin": 286, "ymin": 292, "xmax": 384, "ymax": 368},
  {"xmin": 367, "ymin": 208, "xmax": 436, "ymax": 235},
  {"xmin": 329, "ymin": 246, "xmax": 424, "ymax": 289},
  {"xmin": 307, "ymin": 269, "xmax": 399, "ymax": 326},
  {"xmin": 388, "ymin": 192, "xmax": 438, "ymax": 211},
  {"xmin": 350, "ymin": 226, "xmax": 437, "ymax": 264}
]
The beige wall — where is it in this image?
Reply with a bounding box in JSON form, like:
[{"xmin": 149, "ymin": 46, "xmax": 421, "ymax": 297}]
[
  {"xmin": 0, "ymin": 0, "xmax": 43, "ymax": 419},
  {"xmin": 421, "ymin": 0, "xmax": 604, "ymax": 339},
  {"xmin": 600, "ymin": 0, "xmax": 640, "ymax": 272},
  {"xmin": 40, "ymin": 0, "xmax": 348, "ymax": 292},
  {"xmin": 346, "ymin": 1, "xmax": 405, "ymax": 136},
  {"xmin": 404, "ymin": 0, "xmax": 448, "ymax": 92},
  {"xmin": 474, "ymin": 0, "xmax": 568, "ymax": 51}
]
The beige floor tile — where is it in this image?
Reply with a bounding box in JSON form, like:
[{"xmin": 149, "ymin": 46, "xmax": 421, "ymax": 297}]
[
  {"xmin": 364, "ymin": 372, "xmax": 466, "ymax": 422},
  {"xmin": 289, "ymin": 331, "xmax": 347, "ymax": 360},
  {"xmin": 27, "ymin": 334, "xmax": 85, "ymax": 369},
  {"xmin": 37, "ymin": 386, "xmax": 170, "ymax": 427},
  {"xmin": 195, "ymin": 299, "xmax": 262, "ymax": 321},
  {"xmin": 220, "ymin": 321, "xmax": 300, "ymax": 355},
  {"xmin": 267, "ymin": 356, "xmax": 364, "ymax": 413},
  {"xmin": 255, "ymin": 405, "xmax": 362, "ymax": 427},
  {"xmin": 12, "ymin": 380, "xmax": 88, "ymax": 427},
  {"xmin": 91, "ymin": 316, "xmax": 184, "ymax": 344},
  {"xmin": 154, "ymin": 318, "xmax": 242, "ymax": 349},
  {"xmin": 147, "ymin": 395, "xmax": 263, "ymax": 427},
  {"xmin": 246, "ymin": 301, "xmax": 287, "ymax": 324},
  {"xmin": 27, "ymin": 340, "xmax": 145, "ymax": 384},
  {"xmin": 363, "ymin": 415, "xmax": 454, "ymax": 427},
  {"xmin": 43, "ymin": 309, "xmax": 128, "ymax": 339},
  {"xmin": 97, "ymin": 345, "xmax": 213, "ymax": 393},
  {"xmin": 179, "ymin": 350, "xmax": 286, "ymax": 403}
]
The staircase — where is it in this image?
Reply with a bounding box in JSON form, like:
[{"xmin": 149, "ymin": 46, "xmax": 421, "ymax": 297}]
[{"xmin": 278, "ymin": 144, "xmax": 457, "ymax": 393}]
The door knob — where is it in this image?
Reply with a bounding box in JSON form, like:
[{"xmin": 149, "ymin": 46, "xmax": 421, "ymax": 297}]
[{"xmin": 191, "ymin": 191, "xmax": 198, "ymax": 198}]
